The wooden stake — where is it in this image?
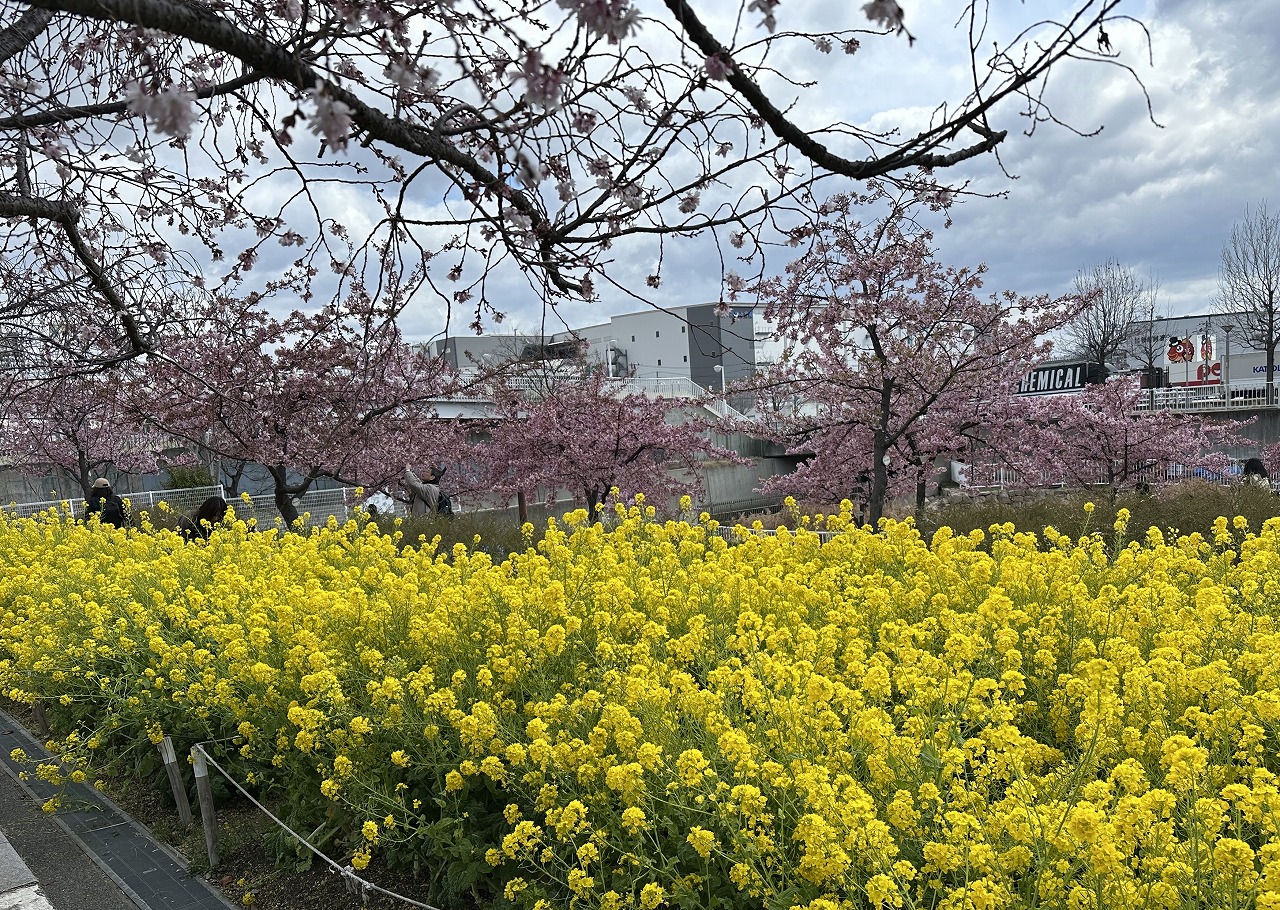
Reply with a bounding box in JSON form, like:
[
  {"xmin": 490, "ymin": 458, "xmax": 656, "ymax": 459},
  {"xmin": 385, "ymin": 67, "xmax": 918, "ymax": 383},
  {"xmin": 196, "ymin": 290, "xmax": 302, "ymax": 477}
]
[
  {"xmin": 158, "ymin": 735, "xmax": 193, "ymax": 828},
  {"xmin": 191, "ymin": 746, "xmax": 219, "ymax": 868},
  {"xmin": 31, "ymin": 700, "xmax": 49, "ymax": 736}
]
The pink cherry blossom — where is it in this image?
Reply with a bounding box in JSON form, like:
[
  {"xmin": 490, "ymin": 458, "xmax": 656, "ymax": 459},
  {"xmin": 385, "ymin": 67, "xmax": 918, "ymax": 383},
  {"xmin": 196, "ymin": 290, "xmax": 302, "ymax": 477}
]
[
  {"xmin": 751, "ymin": 182, "xmax": 1084, "ymax": 523},
  {"xmin": 126, "ymin": 82, "xmax": 197, "ymax": 139},
  {"xmin": 307, "ymin": 88, "xmax": 353, "ymax": 153},
  {"xmin": 704, "ymin": 54, "xmax": 734, "ymax": 81},
  {"xmin": 862, "ymin": 0, "xmax": 904, "ymax": 31},
  {"xmin": 521, "ymin": 50, "xmax": 567, "ymax": 110}
]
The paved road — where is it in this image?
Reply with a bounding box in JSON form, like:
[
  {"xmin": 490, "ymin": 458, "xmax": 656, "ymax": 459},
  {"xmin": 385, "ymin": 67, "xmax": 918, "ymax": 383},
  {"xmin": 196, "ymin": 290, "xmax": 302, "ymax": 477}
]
[{"xmin": 0, "ymin": 770, "xmax": 136, "ymax": 910}]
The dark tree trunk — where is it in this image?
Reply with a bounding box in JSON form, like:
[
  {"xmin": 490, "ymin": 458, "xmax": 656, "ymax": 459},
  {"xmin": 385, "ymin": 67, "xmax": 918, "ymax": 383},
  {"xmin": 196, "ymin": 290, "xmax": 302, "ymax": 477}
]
[
  {"xmin": 274, "ymin": 486, "xmax": 298, "ymax": 527},
  {"xmin": 869, "ymin": 429, "xmax": 889, "ymax": 526},
  {"xmin": 267, "ymin": 465, "xmax": 313, "ymax": 528}
]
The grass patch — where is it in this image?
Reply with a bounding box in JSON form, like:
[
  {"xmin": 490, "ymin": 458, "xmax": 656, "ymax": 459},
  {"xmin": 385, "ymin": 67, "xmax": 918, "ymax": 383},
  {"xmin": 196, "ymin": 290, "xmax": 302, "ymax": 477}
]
[{"xmin": 918, "ymin": 480, "xmax": 1280, "ymax": 545}]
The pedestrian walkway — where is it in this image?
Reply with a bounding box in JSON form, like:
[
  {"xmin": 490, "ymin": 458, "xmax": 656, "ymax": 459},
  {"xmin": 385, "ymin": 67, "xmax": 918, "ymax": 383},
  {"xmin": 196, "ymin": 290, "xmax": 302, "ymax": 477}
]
[
  {"xmin": 0, "ymin": 821, "xmax": 53, "ymax": 910},
  {"xmin": 0, "ymin": 709, "xmax": 233, "ymax": 910}
]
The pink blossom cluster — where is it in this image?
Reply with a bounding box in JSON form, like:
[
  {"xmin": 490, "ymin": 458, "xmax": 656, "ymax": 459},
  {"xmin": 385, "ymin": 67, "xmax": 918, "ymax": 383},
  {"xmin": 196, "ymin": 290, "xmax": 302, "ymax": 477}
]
[
  {"xmin": 521, "ymin": 50, "xmax": 567, "ymax": 110},
  {"xmin": 125, "ymin": 82, "xmax": 197, "ymax": 139},
  {"xmin": 307, "ymin": 87, "xmax": 354, "ymax": 152},
  {"xmin": 556, "ymin": 0, "xmax": 640, "ymax": 43}
]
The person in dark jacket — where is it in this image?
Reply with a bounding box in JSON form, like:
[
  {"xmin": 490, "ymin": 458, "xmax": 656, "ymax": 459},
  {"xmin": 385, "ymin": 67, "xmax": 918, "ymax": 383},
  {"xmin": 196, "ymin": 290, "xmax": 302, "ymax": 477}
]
[
  {"xmin": 1243, "ymin": 457, "xmax": 1269, "ymax": 484},
  {"xmin": 85, "ymin": 478, "xmax": 128, "ymax": 528},
  {"xmin": 176, "ymin": 496, "xmax": 230, "ymax": 542}
]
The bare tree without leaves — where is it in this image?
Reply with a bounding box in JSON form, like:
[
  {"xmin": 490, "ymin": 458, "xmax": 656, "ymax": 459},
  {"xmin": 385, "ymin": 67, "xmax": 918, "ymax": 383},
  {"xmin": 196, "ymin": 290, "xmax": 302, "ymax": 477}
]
[
  {"xmin": 1119, "ymin": 275, "xmax": 1168, "ymax": 381},
  {"xmin": 1063, "ymin": 259, "xmax": 1159, "ymax": 376},
  {"xmin": 1218, "ymin": 201, "xmax": 1280, "ymax": 389}
]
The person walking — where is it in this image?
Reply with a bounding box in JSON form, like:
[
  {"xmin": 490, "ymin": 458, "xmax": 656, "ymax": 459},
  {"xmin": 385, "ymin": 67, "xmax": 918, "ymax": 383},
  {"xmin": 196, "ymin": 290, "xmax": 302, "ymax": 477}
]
[{"xmin": 84, "ymin": 478, "xmax": 128, "ymax": 528}]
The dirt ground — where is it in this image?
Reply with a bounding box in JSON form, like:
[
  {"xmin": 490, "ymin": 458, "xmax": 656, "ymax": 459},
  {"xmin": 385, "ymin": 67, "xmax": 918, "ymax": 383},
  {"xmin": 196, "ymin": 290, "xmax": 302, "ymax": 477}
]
[{"xmin": 102, "ymin": 777, "xmax": 437, "ymax": 910}]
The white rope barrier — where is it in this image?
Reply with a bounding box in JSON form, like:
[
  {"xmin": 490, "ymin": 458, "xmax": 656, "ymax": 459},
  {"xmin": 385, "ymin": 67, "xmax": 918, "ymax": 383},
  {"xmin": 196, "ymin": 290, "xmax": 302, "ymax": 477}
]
[{"xmin": 192, "ymin": 742, "xmax": 447, "ymax": 910}]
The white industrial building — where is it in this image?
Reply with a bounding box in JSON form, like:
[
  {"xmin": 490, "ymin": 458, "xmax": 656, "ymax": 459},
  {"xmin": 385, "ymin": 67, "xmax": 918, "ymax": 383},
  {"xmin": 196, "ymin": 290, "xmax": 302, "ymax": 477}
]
[
  {"xmin": 1125, "ymin": 311, "xmax": 1270, "ymax": 388},
  {"xmin": 432, "ymin": 303, "xmax": 762, "ymax": 393}
]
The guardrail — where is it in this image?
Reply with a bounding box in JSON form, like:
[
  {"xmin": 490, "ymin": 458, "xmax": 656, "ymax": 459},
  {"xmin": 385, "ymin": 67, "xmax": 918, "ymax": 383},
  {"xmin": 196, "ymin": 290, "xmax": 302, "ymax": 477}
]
[{"xmin": 1137, "ymin": 381, "xmax": 1280, "ymax": 411}]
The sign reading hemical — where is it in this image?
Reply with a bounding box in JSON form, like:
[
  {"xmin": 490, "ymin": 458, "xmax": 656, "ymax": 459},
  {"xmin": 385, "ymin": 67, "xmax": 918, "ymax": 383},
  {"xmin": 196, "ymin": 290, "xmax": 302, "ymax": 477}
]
[{"xmin": 1017, "ymin": 362, "xmax": 1093, "ymax": 396}]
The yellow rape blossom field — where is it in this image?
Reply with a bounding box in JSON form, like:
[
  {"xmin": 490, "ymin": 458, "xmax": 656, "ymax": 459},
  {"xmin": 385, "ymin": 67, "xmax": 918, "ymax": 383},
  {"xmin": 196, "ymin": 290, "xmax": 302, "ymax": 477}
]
[{"xmin": 4, "ymin": 499, "xmax": 1280, "ymax": 910}]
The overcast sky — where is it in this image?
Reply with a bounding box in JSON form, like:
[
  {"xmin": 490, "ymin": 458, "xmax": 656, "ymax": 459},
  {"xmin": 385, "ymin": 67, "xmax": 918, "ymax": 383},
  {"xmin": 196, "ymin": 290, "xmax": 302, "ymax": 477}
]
[
  {"xmin": 421, "ymin": 0, "xmax": 1280, "ymax": 339},
  {"xmin": 185, "ymin": 1, "xmax": 1277, "ymax": 341},
  {"xmin": 936, "ymin": 0, "xmax": 1280, "ymax": 320}
]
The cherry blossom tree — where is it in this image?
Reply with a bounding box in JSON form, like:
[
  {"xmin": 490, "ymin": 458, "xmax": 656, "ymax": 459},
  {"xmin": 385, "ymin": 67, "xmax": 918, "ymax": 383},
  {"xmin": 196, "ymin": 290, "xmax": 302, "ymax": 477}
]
[
  {"xmin": 135, "ymin": 296, "xmax": 453, "ymax": 525},
  {"xmin": 0, "ymin": 0, "xmax": 1150, "ymax": 360},
  {"xmin": 473, "ymin": 366, "xmax": 745, "ymax": 515},
  {"xmin": 0, "ymin": 353, "xmax": 163, "ymax": 495},
  {"xmin": 750, "ymin": 183, "xmax": 1084, "ymax": 523},
  {"xmin": 1014, "ymin": 377, "xmax": 1244, "ymax": 497}
]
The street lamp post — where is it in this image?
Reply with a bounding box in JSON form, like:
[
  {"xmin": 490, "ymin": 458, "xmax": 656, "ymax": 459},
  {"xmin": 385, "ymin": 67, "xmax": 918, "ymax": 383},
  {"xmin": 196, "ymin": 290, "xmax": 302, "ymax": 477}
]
[
  {"xmin": 605, "ymin": 339, "xmax": 616, "ymax": 378},
  {"xmin": 1221, "ymin": 323, "xmax": 1235, "ymax": 399},
  {"xmin": 712, "ymin": 363, "xmax": 725, "ymax": 393},
  {"xmin": 1200, "ymin": 319, "xmax": 1214, "ymax": 388}
]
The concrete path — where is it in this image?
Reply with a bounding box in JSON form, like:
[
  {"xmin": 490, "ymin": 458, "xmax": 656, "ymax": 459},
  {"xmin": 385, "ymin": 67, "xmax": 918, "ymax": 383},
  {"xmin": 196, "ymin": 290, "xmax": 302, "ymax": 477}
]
[
  {"xmin": 0, "ymin": 710, "xmax": 234, "ymax": 910},
  {"xmin": 0, "ymin": 769, "xmax": 130, "ymax": 910},
  {"xmin": 0, "ymin": 815, "xmax": 50, "ymax": 910}
]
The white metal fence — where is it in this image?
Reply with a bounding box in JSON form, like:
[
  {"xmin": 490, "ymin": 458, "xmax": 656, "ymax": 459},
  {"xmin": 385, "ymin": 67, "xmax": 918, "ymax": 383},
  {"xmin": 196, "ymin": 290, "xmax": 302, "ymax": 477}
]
[
  {"xmin": 963, "ymin": 461, "xmax": 1241, "ymax": 491},
  {"xmin": 1137, "ymin": 380, "xmax": 1280, "ymax": 412},
  {"xmin": 1, "ymin": 484, "xmax": 383, "ymax": 529},
  {"xmin": 3, "ymin": 485, "xmax": 228, "ymax": 520}
]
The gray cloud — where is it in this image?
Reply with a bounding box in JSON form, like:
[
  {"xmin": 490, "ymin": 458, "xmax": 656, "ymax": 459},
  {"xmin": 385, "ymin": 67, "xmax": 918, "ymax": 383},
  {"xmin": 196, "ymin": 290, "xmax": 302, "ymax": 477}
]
[
  {"xmin": 288, "ymin": 0, "xmax": 1279, "ymax": 340},
  {"xmin": 918, "ymin": 0, "xmax": 1280, "ymax": 315}
]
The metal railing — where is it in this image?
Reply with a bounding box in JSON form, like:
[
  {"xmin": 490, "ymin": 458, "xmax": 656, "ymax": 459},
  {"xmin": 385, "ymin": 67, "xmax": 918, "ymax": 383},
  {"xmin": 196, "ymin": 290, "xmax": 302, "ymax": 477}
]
[
  {"xmin": 3, "ymin": 485, "xmax": 228, "ymax": 520},
  {"xmin": 2, "ymin": 485, "xmax": 390, "ymax": 529},
  {"xmin": 963, "ymin": 461, "xmax": 1240, "ymax": 491},
  {"xmin": 1137, "ymin": 381, "xmax": 1280, "ymax": 412},
  {"xmin": 445, "ymin": 372, "xmax": 747, "ymax": 421}
]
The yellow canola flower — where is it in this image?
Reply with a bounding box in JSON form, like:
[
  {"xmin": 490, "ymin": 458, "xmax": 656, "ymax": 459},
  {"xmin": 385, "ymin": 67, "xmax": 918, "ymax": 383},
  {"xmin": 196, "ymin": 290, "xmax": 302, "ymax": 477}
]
[{"xmin": 9, "ymin": 504, "xmax": 1280, "ymax": 910}]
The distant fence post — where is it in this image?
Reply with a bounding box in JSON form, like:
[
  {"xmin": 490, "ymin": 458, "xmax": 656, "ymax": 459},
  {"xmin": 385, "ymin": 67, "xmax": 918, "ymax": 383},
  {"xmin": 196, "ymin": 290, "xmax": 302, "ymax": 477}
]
[
  {"xmin": 158, "ymin": 735, "xmax": 193, "ymax": 828},
  {"xmin": 191, "ymin": 746, "xmax": 219, "ymax": 868}
]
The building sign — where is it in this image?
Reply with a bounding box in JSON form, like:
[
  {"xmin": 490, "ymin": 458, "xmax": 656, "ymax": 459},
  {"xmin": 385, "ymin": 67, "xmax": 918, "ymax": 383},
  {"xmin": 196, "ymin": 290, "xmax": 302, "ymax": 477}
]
[
  {"xmin": 1166, "ymin": 333, "xmax": 1219, "ymax": 386},
  {"xmin": 1017, "ymin": 362, "xmax": 1094, "ymax": 396}
]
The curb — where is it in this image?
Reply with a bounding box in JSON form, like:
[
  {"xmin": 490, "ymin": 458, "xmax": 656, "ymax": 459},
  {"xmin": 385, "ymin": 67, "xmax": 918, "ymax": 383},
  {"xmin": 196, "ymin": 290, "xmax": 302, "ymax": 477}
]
[
  {"xmin": 0, "ymin": 707, "xmax": 237, "ymax": 910},
  {"xmin": 0, "ymin": 834, "xmax": 53, "ymax": 910}
]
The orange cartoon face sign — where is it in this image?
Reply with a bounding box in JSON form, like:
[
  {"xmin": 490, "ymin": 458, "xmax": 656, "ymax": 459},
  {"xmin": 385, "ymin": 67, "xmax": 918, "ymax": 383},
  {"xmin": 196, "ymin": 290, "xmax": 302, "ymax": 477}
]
[{"xmin": 1167, "ymin": 336, "xmax": 1196, "ymax": 363}]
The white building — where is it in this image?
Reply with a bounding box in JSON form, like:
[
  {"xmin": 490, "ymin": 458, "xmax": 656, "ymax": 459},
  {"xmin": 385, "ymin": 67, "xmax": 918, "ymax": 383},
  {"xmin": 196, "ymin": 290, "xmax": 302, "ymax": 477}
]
[
  {"xmin": 434, "ymin": 304, "xmax": 760, "ymax": 392},
  {"xmin": 1125, "ymin": 311, "xmax": 1266, "ymax": 388}
]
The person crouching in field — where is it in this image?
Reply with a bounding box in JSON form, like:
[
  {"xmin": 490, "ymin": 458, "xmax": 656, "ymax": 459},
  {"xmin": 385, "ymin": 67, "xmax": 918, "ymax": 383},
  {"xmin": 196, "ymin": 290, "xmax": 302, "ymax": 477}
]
[
  {"xmin": 176, "ymin": 496, "xmax": 230, "ymax": 542},
  {"xmin": 85, "ymin": 477, "xmax": 128, "ymax": 528}
]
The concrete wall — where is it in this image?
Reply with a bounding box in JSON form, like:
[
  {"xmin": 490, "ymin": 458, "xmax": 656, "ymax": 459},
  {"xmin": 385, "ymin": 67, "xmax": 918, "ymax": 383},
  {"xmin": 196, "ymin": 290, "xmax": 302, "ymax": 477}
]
[
  {"xmin": 433, "ymin": 334, "xmax": 544, "ymax": 370},
  {"xmin": 1206, "ymin": 409, "xmax": 1280, "ymax": 454},
  {"xmin": 699, "ymin": 457, "xmax": 794, "ymax": 518},
  {"xmin": 606, "ymin": 309, "xmax": 694, "ymax": 379}
]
